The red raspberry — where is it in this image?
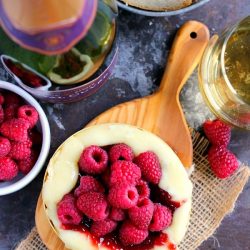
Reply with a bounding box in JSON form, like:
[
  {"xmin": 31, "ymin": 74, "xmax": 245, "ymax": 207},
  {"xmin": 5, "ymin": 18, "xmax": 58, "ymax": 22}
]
[
  {"xmin": 18, "ymin": 150, "xmax": 38, "ymax": 174},
  {"xmin": 57, "ymin": 194, "xmax": 82, "ymax": 225},
  {"xmin": 0, "ymin": 157, "xmax": 18, "ymax": 181},
  {"xmin": 208, "ymin": 145, "xmax": 239, "ymax": 179},
  {"xmin": 0, "ymin": 106, "xmax": 4, "ymax": 123},
  {"xmin": 203, "ymin": 119, "xmax": 231, "ymax": 146},
  {"xmin": 4, "ymin": 104, "xmax": 18, "ymax": 120},
  {"xmin": 78, "ymin": 145, "xmax": 108, "ymax": 175},
  {"xmin": 0, "ymin": 118, "xmax": 29, "ymax": 142},
  {"xmin": 0, "ymin": 136, "xmax": 11, "ymax": 157},
  {"xmin": 0, "ymin": 93, "xmax": 4, "ymax": 105},
  {"xmin": 109, "ymin": 207, "xmax": 126, "ymax": 221},
  {"xmin": 4, "ymin": 92, "xmax": 21, "ymax": 106},
  {"xmin": 108, "ymin": 183, "xmax": 139, "ymax": 209},
  {"xmin": 91, "ymin": 219, "xmax": 117, "ymax": 237},
  {"xmin": 119, "ymin": 221, "xmax": 148, "ymax": 246},
  {"xmin": 128, "ymin": 198, "xmax": 154, "ymax": 230},
  {"xmin": 136, "ymin": 180, "xmax": 150, "ymax": 199},
  {"xmin": 74, "ymin": 176, "xmax": 105, "ymax": 197},
  {"xmin": 109, "ymin": 143, "xmax": 134, "ymax": 163},
  {"xmin": 76, "ymin": 192, "xmax": 109, "ymax": 221},
  {"xmin": 110, "ymin": 161, "xmax": 141, "ymax": 186},
  {"xmin": 149, "ymin": 204, "xmax": 172, "ymax": 232},
  {"xmin": 134, "ymin": 151, "xmax": 162, "ymax": 184},
  {"xmin": 18, "ymin": 105, "xmax": 39, "ymax": 128},
  {"xmin": 9, "ymin": 141, "xmax": 31, "ymax": 160}
]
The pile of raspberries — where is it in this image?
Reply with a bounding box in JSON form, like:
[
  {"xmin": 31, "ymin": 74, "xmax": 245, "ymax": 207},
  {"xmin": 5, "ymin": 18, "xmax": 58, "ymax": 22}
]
[
  {"xmin": 0, "ymin": 91, "xmax": 41, "ymax": 181},
  {"xmin": 57, "ymin": 143, "xmax": 174, "ymax": 246}
]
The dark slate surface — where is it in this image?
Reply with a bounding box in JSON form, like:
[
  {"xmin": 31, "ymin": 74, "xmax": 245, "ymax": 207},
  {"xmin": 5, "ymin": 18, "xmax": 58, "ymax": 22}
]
[{"xmin": 0, "ymin": 0, "xmax": 249, "ymax": 249}]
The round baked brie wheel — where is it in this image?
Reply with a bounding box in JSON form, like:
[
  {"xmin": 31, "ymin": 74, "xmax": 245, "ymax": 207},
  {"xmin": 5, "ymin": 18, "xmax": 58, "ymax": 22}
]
[{"xmin": 42, "ymin": 123, "xmax": 193, "ymax": 250}]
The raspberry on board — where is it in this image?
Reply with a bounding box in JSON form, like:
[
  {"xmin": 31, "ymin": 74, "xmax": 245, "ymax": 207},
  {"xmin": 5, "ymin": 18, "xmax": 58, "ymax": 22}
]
[
  {"xmin": 110, "ymin": 160, "xmax": 141, "ymax": 186},
  {"xmin": 0, "ymin": 136, "xmax": 11, "ymax": 157},
  {"xmin": 134, "ymin": 151, "xmax": 162, "ymax": 184},
  {"xmin": 109, "ymin": 143, "xmax": 134, "ymax": 163},
  {"xmin": 91, "ymin": 219, "xmax": 117, "ymax": 237},
  {"xmin": 0, "ymin": 118, "xmax": 30, "ymax": 142},
  {"xmin": 76, "ymin": 191, "xmax": 109, "ymax": 221},
  {"xmin": 203, "ymin": 119, "xmax": 231, "ymax": 146},
  {"xmin": 128, "ymin": 198, "xmax": 154, "ymax": 230},
  {"xmin": 57, "ymin": 194, "xmax": 82, "ymax": 225},
  {"xmin": 208, "ymin": 145, "xmax": 239, "ymax": 179},
  {"xmin": 119, "ymin": 220, "xmax": 149, "ymax": 246},
  {"xmin": 108, "ymin": 183, "xmax": 139, "ymax": 209},
  {"xmin": 74, "ymin": 176, "xmax": 105, "ymax": 197},
  {"xmin": 78, "ymin": 145, "xmax": 108, "ymax": 175},
  {"xmin": 18, "ymin": 105, "xmax": 39, "ymax": 128},
  {"xmin": 149, "ymin": 204, "xmax": 172, "ymax": 232},
  {"xmin": 0, "ymin": 157, "xmax": 18, "ymax": 181}
]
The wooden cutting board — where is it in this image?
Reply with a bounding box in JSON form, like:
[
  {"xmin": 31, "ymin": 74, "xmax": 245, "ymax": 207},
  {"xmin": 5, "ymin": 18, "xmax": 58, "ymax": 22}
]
[{"xmin": 35, "ymin": 21, "xmax": 210, "ymax": 250}]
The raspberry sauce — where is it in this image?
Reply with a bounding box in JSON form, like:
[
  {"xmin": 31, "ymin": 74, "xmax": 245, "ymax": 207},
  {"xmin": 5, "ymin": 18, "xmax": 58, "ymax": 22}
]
[
  {"xmin": 4, "ymin": 59, "xmax": 47, "ymax": 88},
  {"xmin": 62, "ymin": 218, "xmax": 176, "ymax": 250}
]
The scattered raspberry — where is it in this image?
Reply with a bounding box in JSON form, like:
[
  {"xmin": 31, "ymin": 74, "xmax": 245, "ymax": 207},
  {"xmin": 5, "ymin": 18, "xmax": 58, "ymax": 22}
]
[
  {"xmin": 91, "ymin": 219, "xmax": 117, "ymax": 237},
  {"xmin": 18, "ymin": 150, "xmax": 38, "ymax": 174},
  {"xmin": 128, "ymin": 198, "xmax": 154, "ymax": 230},
  {"xmin": 57, "ymin": 194, "xmax": 82, "ymax": 225},
  {"xmin": 108, "ymin": 183, "xmax": 139, "ymax": 209},
  {"xmin": 149, "ymin": 204, "xmax": 172, "ymax": 232},
  {"xmin": 0, "ymin": 136, "xmax": 11, "ymax": 157},
  {"xmin": 0, "ymin": 93, "xmax": 4, "ymax": 105},
  {"xmin": 109, "ymin": 143, "xmax": 134, "ymax": 163},
  {"xmin": 74, "ymin": 176, "xmax": 105, "ymax": 197},
  {"xmin": 28, "ymin": 129, "xmax": 42, "ymax": 146},
  {"xmin": 78, "ymin": 145, "xmax": 108, "ymax": 175},
  {"xmin": 4, "ymin": 92, "xmax": 21, "ymax": 106},
  {"xmin": 76, "ymin": 192, "xmax": 109, "ymax": 221},
  {"xmin": 0, "ymin": 118, "xmax": 29, "ymax": 142},
  {"xmin": 208, "ymin": 145, "xmax": 239, "ymax": 179},
  {"xmin": 0, "ymin": 106, "xmax": 4, "ymax": 123},
  {"xmin": 110, "ymin": 161, "xmax": 141, "ymax": 186},
  {"xmin": 0, "ymin": 157, "xmax": 18, "ymax": 181},
  {"xmin": 4, "ymin": 104, "xmax": 18, "ymax": 120},
  {"xmin": 109, "ymin": 207, "xmax": 126, "ymax": 221},
  {"xmin": 134, "ymin": 151, "xmax": 162, "ymax": 184},
  {"xmin": 203, "ymin": 119, "xmax": 231, "ymax": 146},
  {"xmin": 136, "ymin": 180, "xmax": 150, "ymax": 199},
  {"xmin": 9, "ymin": 141, "xmax": 31, "ymax": 160},
  {"xmin": 119, "ymin": 221, "xmax": 148, "ymax": 246},
  {"xmin": 18, "ymin": 105, "xmax": 39, "ymax": 128}
]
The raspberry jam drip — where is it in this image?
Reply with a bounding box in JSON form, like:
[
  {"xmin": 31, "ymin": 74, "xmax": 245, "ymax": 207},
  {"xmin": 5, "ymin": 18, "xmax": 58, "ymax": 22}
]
[
  {"xmin": 150, "ymin": 185, "xmax": 182, "ymax": 213},
  {"xmin": 62, "ymin": 219, "xmax": 176, "ymax": 250}
]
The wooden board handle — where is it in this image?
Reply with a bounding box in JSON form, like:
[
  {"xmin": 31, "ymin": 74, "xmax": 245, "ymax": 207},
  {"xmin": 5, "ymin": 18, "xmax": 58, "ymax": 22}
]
[{"xmin": 158, "ymin": 21, "xmax": 210, "ymax": 96}]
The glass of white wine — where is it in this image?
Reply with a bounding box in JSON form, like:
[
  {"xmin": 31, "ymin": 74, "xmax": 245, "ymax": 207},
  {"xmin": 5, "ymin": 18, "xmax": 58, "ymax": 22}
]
[{"xmin": 199, "ymin": 16, "xmax": 250, "ymax": 130}]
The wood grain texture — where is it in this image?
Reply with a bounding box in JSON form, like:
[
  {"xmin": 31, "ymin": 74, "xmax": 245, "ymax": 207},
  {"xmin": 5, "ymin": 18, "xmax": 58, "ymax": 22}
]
[{"xmin": 36, "ymin": 21, "xmax": 210, "ymax": 250}]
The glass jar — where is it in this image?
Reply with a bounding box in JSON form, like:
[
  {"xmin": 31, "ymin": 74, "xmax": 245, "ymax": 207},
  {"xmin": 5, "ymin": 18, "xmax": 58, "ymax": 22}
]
[
  {"xmin": 199, "ymin": 16, "xmax": 250, "ymax": 130},
  {"xmin": 0, "ymin": 0, "xmax": 118, "ymax": 87}
]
